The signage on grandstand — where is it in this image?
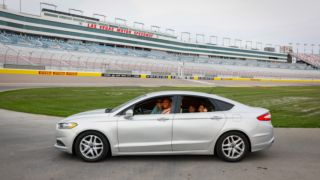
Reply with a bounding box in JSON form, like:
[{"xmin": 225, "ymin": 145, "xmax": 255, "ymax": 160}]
[{"xmin": 86, "ymin": 23, "xmax": 154, "ymax": 38}]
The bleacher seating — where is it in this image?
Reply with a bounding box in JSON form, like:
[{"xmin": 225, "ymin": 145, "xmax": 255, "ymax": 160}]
[
  {"xmin": 292, "ymin": 53, "xmax": 320, "ymax": 68},
  {"xmin": 0, "ymin": 32, "xmax": 320, "ymax": 79}
]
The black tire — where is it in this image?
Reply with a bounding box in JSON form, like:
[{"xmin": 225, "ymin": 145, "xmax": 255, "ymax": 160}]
[
  {"xmin": 74, "ymin": 131, "xmax": 109, "ymax": 162},
  {"xmin": 216, "ymin": 131, "xmax": 249, "ymax": 162}
]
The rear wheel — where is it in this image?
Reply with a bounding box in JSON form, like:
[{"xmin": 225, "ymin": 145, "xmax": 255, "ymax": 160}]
[
  {"xmin": 216, "ymin": 132, "xmax": 249, "ymax": 162},
  {"xmin": 74, "ymin": 131, "xmax": 109, "ymax": 162}
]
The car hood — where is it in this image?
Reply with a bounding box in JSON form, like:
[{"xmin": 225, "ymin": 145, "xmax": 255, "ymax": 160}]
[{"xmin": 61, "ymin": 108, "xmax": 110, "ymax": 122}]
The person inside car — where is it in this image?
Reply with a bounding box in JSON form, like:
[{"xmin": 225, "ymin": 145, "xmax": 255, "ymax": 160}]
[
  {"xmin": 198, "ymin": 104, "xmax": 208, "ymax": 112},
  {"xmin": 161, "ymin": 98, "xmax": 171, "ymax": 114},
  {"xmin": 151, "ymin": 99, "xmax": 162, "ymax": 114},
  {"xmin": 188, "ymin": 105, "xmax": 196, "ymax": 113}
]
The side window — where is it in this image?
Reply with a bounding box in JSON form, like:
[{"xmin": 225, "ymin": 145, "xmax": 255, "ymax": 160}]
[
  {"xmin": 132, "ymin": 96, "xmax": 174, "ymax": 116},
  {"xmin": 211, "ymin": 99, "xmax": 234, "ymax": 111},
  {"xmin": 180, "ymin": 96, "xmax": 215, "ymax": 113}
]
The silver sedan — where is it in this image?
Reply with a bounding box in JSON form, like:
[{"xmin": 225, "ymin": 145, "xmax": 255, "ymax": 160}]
[{"xmin": 55, "ymin": 91, "xmax": 274, "ymax": 162}]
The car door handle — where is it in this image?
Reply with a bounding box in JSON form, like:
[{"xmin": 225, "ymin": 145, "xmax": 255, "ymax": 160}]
[
  {"xmin": 157, "ymin": 117, "xmax": 169, "ymax": 121},
  {"xmin": 210, "ymin": 116, "xmax": 223, "ymax": 120}
]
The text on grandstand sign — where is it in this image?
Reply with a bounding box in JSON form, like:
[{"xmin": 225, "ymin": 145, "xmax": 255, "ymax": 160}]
[{"xmin": 86, "ymin": 23, "xmax": 154, "ymax": 38}]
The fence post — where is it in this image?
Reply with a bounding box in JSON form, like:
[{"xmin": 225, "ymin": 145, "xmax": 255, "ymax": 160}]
[
  {"xmin": 39, "ymin": 51, "xmax": 44, "ymax": 66},
  {"xmin": 16, "ymin": 50, "xmax": 21, "ymax": 65},
  {"xmin": 29, "ymin": 51, "xmax": 33, "ymax": 64},
  {"xmin": 50, "ymin": 53, "xmax": 55, "ymax": 70},
  {"xmin": 4, "ymin": 48, "xmax": 10, "ymax": 65}
]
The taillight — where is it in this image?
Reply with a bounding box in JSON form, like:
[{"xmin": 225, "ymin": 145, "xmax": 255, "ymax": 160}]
[{"xmin": 257, "ymin": 112, "xmax": 271, "ymax": 121}]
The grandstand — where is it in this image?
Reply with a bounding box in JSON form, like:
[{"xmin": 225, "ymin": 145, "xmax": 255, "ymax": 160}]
[{"xmin": 0, "ymin": 5, "xmax": 320, "ymax": 80}]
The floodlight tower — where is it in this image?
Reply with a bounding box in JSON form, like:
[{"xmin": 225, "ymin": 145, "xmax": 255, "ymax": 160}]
[{"xmin": 1, "ymin": 0, "xmax": 7, "ymax": 9}]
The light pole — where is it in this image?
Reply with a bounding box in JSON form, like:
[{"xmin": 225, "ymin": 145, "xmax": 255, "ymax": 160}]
[
  {"xmin": 304, "ymin": 43, "xmax": 307, "ymax": 54},
  {"xmin": 296, "ymin": 43, "xmax": 300, "ymax": 54},
  {"xmin": 311, "ymin": 44, "xmax": 314, "ymax": 54}
]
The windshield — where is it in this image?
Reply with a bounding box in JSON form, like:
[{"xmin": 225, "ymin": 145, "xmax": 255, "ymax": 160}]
[{"xmin": 110, "ymin": 94, "xmax": 146, "ymax": 113}]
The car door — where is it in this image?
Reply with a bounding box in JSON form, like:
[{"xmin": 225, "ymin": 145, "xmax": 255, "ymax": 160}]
[
  {"xmin": 117, "ymin": 95, "xmax": 175, "ymax": 153},
  {"xmin": 172, "ymin": 95, "xmax": 227, "ymax": 151}
]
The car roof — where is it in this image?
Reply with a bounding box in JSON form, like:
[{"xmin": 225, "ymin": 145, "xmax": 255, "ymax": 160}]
[{"xmin": 145, "ymin": 91, "xmax": 212, "ymax": 97}]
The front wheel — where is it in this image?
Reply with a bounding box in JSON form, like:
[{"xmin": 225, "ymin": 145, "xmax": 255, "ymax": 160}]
[
  {"xmin": 74, "ymin": 131, "xmax": 109, "ymax": 162},
  {"xmin": 216, "ymin": 132, "xmax": 249, "ymax": 162}
]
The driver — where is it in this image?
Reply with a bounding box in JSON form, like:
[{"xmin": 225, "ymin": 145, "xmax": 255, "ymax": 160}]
[{"xmin": 161, "ymin": 98, "xmax": 171, "ymax": 114}]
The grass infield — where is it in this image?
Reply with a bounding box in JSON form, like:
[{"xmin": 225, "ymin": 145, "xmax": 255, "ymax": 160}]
[{"xmin": 0, "ymin": 86, "xmax": 319, "ymax": 128}]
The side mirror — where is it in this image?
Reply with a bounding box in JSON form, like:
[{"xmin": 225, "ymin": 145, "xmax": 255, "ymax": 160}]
[{"xmin": 124, "ymin": 109, "xmax": 133, "ymax": 119}]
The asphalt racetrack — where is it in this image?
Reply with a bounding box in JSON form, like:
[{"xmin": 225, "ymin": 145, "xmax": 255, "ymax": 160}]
[
  {"xmin": 0, "ymin": 75, "xmax": 320, "ymax": 180},
  {"xmin": 0, "ymin": 109, "xmax": 319, "ymax": 180}
]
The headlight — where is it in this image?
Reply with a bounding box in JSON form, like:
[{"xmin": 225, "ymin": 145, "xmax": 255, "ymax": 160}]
[{"xmin": 58, "ymin": 122, "xmax": 78, "ymax": 129}]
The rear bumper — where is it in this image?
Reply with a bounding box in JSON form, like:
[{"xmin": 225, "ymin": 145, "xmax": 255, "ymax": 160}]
[{"xmin": 251, "ymin": 135, "xmax": 274, "ymax": 152}]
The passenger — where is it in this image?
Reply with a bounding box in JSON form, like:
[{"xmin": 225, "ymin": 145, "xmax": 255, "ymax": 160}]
[
  {"xmin": 161, "ymin": 98, "xmax": 171, "ymax": 114},
  {"xmin": 198, "ymin": 104, "xmax": 208, "ymax": 112},
  {"xmin": 188, "ymin": 105, "xmax": 196, "ymax": 113},
  {"xmin": 151, "ymin": 99, "xmax": 162, "ymax": 114}
]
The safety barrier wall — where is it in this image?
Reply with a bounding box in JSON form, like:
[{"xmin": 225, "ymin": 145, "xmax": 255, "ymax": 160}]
[
  {"xmin": 1, "ymin": 68, "xmax": 320, "ymax": 83},
  {"xmin": 0, "ymin": 68, "xmax": 101, "ymax": 77}
]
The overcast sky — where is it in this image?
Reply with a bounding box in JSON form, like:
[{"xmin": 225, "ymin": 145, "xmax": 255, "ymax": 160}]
[{"xmin": 4, "ymin": 0, "xmax": 320, "ymax": 52}]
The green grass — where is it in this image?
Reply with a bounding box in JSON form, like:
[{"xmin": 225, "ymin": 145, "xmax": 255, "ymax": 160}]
[{"xmin": 0, "ymin": 86, "xmax": 320, "ymax": 128}]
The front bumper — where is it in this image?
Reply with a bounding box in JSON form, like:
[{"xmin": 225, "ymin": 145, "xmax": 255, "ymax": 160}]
[{"xmin": 54, "ymin": 128, "xmax": 76, "ymax": 154}]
